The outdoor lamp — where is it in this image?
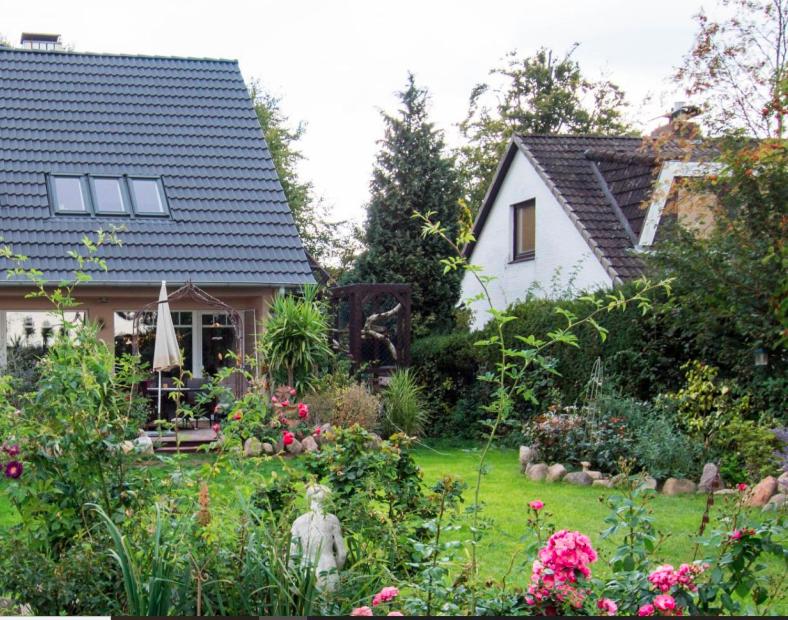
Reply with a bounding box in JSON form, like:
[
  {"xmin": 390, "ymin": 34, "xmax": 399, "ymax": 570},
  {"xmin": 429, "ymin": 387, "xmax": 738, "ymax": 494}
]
[{"xmin": 753, "ymin": 347, "xmax": 769, "ymax": 367}]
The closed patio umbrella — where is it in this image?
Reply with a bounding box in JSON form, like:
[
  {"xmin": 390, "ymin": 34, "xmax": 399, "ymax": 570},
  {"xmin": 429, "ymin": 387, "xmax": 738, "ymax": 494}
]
[{"xmin": 152, "ymin": 281, "xmax": 182, "ymax": 417}]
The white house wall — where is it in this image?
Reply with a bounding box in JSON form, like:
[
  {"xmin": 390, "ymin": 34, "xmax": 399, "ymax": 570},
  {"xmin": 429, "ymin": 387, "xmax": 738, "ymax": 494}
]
[{"xmin": 461, "ymin": 150, "xmax": 613, "ymax": 330}]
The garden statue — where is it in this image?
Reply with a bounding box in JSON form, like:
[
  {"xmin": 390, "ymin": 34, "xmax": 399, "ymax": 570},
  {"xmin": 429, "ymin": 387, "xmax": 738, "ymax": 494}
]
[{"xmin": 289, "ymin": 484, "xmax": 347, "ymax": 591}]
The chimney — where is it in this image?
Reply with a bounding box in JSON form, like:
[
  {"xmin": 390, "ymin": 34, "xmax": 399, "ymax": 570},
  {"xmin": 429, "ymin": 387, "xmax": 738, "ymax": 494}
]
[
  {"xmin": 651, "ymin": 101, "xmax": 702, "ymax": 139},
  {"xmin": 19, "ymin": 33, "xmax": 63, "ymax": 51}
]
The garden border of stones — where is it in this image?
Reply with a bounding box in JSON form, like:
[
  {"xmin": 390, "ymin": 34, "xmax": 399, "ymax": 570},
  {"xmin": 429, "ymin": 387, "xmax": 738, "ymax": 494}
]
[{"xmin": 519, "ymin": 446, "xmax": 787, "ymax": 511}]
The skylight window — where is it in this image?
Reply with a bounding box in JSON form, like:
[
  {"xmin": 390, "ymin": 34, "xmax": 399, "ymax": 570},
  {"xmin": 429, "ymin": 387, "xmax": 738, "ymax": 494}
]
[
  {"xmin": 129, "ymin": 178, "xmax": 168, "ymax": 215},
  {"xmin": 89, "ymin": 177, "xmax": 129, "ymax": 214},
  {"xmin": 50, "ymin": 175, "xmax": 89, "ymax": 214}
]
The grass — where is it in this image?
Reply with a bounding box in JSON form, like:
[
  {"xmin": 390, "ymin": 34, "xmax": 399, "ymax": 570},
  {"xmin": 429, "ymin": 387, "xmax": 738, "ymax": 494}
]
[{"xmin": 0, "ymin": 443, "xmax": 782, "ymax": 596}]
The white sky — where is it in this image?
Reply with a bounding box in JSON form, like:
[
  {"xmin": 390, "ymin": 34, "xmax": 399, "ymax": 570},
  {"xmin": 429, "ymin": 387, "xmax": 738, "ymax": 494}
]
[{"xmin": 0, "ymin": 0, "xmax": 721, "ymax": 225}]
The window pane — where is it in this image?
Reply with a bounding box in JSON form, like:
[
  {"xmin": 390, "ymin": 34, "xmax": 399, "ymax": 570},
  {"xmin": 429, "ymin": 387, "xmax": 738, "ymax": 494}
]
[
  {"xmin": 114, "ymin": 310, "xmax": 192, "ymax": 375},
  {"xmin": 93, "ymin": 178, "xmax": 126, "ymax": 212},
  {"xmin": 515, "ymin": 203, "xmax": 535, "ymax": 256},
  {"xmin": 53, "ymin": 176, "xmax": 86, "ymax": 212},
  {"xmin": 130, "ymin": 179, "xmax": 165, "ymax": 213}
]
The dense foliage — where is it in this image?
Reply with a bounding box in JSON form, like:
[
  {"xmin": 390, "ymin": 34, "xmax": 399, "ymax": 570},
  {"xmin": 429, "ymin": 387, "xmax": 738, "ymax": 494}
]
[{"xmin": 347, "ymin": 75, "xmax": 463, "ymax": 334}]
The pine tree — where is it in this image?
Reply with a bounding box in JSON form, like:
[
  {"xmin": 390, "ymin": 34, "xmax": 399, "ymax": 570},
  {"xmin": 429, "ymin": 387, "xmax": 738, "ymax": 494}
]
[{"xmin": 350, "ymin": 74, "xmax": 463, "ymax": 334}]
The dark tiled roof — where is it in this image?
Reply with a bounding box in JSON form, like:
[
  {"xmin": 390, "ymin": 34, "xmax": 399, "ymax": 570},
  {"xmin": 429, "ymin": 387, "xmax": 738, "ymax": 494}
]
[
  {"xmin": 0, "ymin": 48, "xmax": 313, "ymax": 285},
  {"xmin": 516, "ymin": 135, "xmax": 646, "ymax": 280}
]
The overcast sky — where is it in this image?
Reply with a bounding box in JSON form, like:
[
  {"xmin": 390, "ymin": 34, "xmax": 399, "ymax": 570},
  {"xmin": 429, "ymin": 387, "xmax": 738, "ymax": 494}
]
[{"xmin": 1, "ymin": 0, "xmax": 722, "ymax": 225}]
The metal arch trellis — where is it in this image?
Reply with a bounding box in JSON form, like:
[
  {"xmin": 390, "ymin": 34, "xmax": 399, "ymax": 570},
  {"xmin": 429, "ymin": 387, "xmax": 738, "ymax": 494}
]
[{"xmin": 131, "ymin": 281, "xmax": 245, "ymax": 389}]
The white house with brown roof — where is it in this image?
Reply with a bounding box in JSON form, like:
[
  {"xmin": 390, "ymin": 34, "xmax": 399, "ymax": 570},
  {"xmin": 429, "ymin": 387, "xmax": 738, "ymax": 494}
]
[{"xmin": 461, "ymin": 132, "xmax": 721, "ymax": 330}]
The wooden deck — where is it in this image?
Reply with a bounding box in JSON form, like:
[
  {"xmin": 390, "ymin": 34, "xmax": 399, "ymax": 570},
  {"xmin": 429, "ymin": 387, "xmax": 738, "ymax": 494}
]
[{"xmin": 148, "ymin": 428, "xmax": 218, "ymax": 453}]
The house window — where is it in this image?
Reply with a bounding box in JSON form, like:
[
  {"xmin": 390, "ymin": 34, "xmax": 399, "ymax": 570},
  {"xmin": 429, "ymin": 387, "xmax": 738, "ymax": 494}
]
[
  {"xmin": 89, "ymin": 177, "xmax": 129, "ymax": 215},
  {"xmin": 50, "ymin": 175, "xmax": 90, "ymax": 214},
  {"xmin": 114, "ymin": 310, "xmax": 193, "ymax": 375},
  {"xmin": 513, "ymin": 199, "xmax": 536, "ymax": 261},
  {"xmin": 129, "ymin": 178, "xmax": 168, "ymax": 215}
]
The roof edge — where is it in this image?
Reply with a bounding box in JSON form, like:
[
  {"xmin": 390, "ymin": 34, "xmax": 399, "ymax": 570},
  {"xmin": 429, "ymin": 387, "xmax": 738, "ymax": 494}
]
[{"xmin": 0, "ymin": 46, "xmax": 238, "ymax": 65}]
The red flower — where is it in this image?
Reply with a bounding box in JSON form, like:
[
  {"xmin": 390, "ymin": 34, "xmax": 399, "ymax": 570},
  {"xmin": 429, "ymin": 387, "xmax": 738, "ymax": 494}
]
[
  {"xmin": 281, "ymin": 400, "xmax": 290, "ymax": 407},
  {"xmin": 298, "ymin": 403, "xmax": 309, "ymax": 419},
  {"xmin": 737, "ymin": 483, "xmax": 747, "ymax": 492},
  {"xmin": 4, "ymin": 460, "xmax": 23, "ymax": 479},
  {"xmin": 289, "ymin": 387, "xmax": 297, "ymax": 397},
  {"xmin": 211, "ymin": 423, "xmax": 221, "ymax": 433},
  {"xmin": 232, "ymin": 411, "xmax": 242, "ymax": 421},
  {"xmin": 4, "ymin": 444, "xmax": 19, "ymax": 457},
  {"xmin": 283, "ymin": 431, "xmax": 294, "ymax": 446},
  {"xmin": 314, "ymin": 427, "xmax": 322, "ymax": 436},
  {"xmin": 529, "ymin": 499, "xmax": 544, "ymax": 511}
]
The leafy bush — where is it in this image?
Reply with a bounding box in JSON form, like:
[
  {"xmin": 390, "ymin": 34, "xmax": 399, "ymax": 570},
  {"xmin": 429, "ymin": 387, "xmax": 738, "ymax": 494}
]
[
  {"xmin": 330, "ymin": 383, "xmax": 381, "ymax": 431},
  {"xmin": 259, "ymin": 285, "xmax": 333, "ymax": 393},
  {"xmin": 381, "ymin": 369, "xmax": 426, "ymax": 437}
]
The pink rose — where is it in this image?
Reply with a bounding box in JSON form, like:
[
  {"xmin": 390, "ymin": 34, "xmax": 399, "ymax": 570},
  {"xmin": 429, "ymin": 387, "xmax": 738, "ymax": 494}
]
[
  {"xmin": 653, "ymin": 594, "xmax": 676, "ymax": 612},
  {"xmin": 737, "ymin": 482, "xmax": 748, "ymax": 492},
  {"xmin": 529, "ymin": 500, "xmax": 544, "ymax": 511},
  {"xmin": 272, "ymin": 396, "xmax": 279, "ymax": 403},
  {"xmin": 281, "ymin": 400, "xmax": 290, "ymax": 407},
  {"xmin": 289, "ymin": 387, "xmax": 297, "ymax": 396},
  {"xmin": 298, "ymin": 403, "xmax": 309, "ymax": 419},
  {"xmin": 283, "ymin": 431, "xmax": 294, "ymax": 446},
  {"xmin": 730, "ymin": 529, "xmax": 742, "ymax": 541},
  {"xmin": 5, "ymin": 444, "xmax": 20, "ymax": 457},
  {"xmin": 637, "ymin": 603, "xmax": 655, "ymax": 616},
  {"xmin": 314, "ymin": 427, "xmax": 322, "ymax": 435},
  {"xmin": 372, "ymin": 586, "xmax": 399, "ymax": 606},
  {"xmin": 211, "ymin": 423, "xmax": 220, "ymax": 433},
  {"xmin": 596, "ymin": 598, "xmax": 618, "ymax": 616},
  {"xmin": 350, "ymin": 606, "xmax": 373, "ymax": 616}
]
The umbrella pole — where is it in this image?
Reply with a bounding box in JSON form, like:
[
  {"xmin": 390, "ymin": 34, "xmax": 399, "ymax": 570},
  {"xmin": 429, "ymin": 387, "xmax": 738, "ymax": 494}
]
[{"xmin": 158, "ymin": 370, "xmax": 162, "ymax": 417}]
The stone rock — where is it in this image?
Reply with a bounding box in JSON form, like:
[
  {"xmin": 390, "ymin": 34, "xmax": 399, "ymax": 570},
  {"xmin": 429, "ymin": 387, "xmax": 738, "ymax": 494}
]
[
  {"xmin": 778, "ymin": 471, "xmax": 788, "ymax": 494},
  {"xmin": 564, "ymin": 471, "xmax": 593, "ymax": 486},
  {"xmin": 610, "ymin": 473, "xmax": 627, "ymax": 487},
  {"xmin": 697, "ymin": 463, "xmax": 722, "ymax": 493},
  {"xmin": 593, "ymin": 479, "xmax": 613, "ymax": 488},
  {"xmin": 301, "ymin": 435, "xmax": 319, "ymax": 453},
  {"xmin": 546, "ymin": 463, "xmax": 567, "ymax": 482},
  {"xmin": 747, "ymin": 476, "xmax": 778, "ymax": 507},
  {"xmin": 662, "ymin": 478, "xmax": 697, "ymax": 495},
  {"xmin": 243, "ymin": 437, "xmax": 263, "ymax": 457},
  {"xmin": 527, "ymin": 463, "xmax": 548, "ymax": 482},
  {"xmin": 120, "ymin": 440, "xmax": 135, "ymax": 455},
  {"xmin": 714, "ymin": 488, "xmax": 738, "ymax": 496},
  {"xmin": 762, "ymin": 493, "xmax": 786, "ymax": 512},
  {"xmin": 262, "ymin": 442, "xmax": 274, "ymax": 455},
  {"xmin": 638, "ymin": 476, "xmax": 658, "ymax": 491},
  {"xmin": 519, "ymin": 446, "xmax": 538, "ymax": 472},
  {"xmin": 579, "ymin": 461, "xmax": 604, "ymax": 480},
  {"xmin": 134, "ymin": 434, "xmax": 154, "ymax": 456},
  {"xmin": 580, "ymin": 461, "xmax": 592, "ymax": 470},
  {"xmin": 286, "ymin": 438, "xmax": 303, "ymax": 455}
]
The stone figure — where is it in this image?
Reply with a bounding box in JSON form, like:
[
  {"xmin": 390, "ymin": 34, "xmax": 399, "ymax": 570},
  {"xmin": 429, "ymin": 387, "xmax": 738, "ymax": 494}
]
[{"xmin": 289, "ymin": 484, "xmax": 347, "ymax": 591}]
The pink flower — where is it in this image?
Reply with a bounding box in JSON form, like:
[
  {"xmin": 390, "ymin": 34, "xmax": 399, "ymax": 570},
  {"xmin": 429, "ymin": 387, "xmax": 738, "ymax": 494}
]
[
  {"xmin": 289, "ymin": 387, "xmax": 297, "ymax": 396},
  {"xmin": 372, "ymin": 586, "xmax": 399, "ymax": 606},
  {"xmin": 272, "ymin": 396, "xmax": 279, "ymax": 404},
  {"xmin": 527, "ymin": 530, "xmax": 597, "ymax": 606},
  {"xmin": 654, "ymin": 594, "xmax": 676, "ymax": 611},
  {"xmin": 314, "ymin": 427, "xmax": 322, "ymax": 436},
  {"xmin": 350, "ymin": 606, "xmax": 373, "ymax": 616},
  {"xmin": 211, "ymin": 423, "xmax": 221, "ymax": 433},
  {"xmin": 737, "ymin": 482, "xmax": 748, "ymax": 492},
  {"xmin": 298, "ymin": 403, "xmax": 309, "ymax": 419},
  {"xmin": 637, "ymin": 603, "xmax": 655, "ymax": 616},
  {"xmin": 232, "ymin": 411, "xmax": 242, "ymax": 421},
  {"xmin": 283, "ymin": 431, "xmax": 294, "ymax": 446},
  {"xmin": 5, "ymin": 444, "xmax": 20, "ymax": 457},
  {"xmin": 281, "ymin": 400, "xmax": 290, "ymax": 407},
  {"xmin": 730, "ymin": 529, "xmax": 743, "ymax": 541},
  {"xmin": 4, "ymin": 461, "xmax": 23, "ymax": 479},
  {"xmin": 597, "ymin": 598, "xmax": 618, "ymax": 616},
  {"xmin": 387, "ymin": 613, "xmax": 403, "ymax": 617},
  {"xmin": 529, "ymin": 500, "xmax": 544, "ymax": 511}
]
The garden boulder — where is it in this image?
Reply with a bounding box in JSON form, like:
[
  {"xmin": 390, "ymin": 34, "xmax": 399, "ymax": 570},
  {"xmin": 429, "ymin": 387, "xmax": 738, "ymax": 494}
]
[
  {"xmin": 301, "ymin": 435, "xmax": 319, "ymax": 453},
  {"xmin": 580, "ymin": 461, "xmax": 604, "ymax": 481},
  {"xmin": 662, "ymin": 478, "xmax": 697, "ymax": 495},
  {"xmin": 593, "ymin": 479, "xmax": 613, "ymax": 488},
  {"xmin": 519, "ymin": 446, "xmax": 538, "ymax": 472},
  {"xmin": 697, "ymin": 463, "xmax": 722, "ymax": 493},
  {"xmin": 778, "ymin": 471, "xmax": 788, "ymax": 494},
  {"xmin": 564, "ymin": 471, "xmax": 593, "ymax": 486},
  {"xmin": 546, "ymin": 463, "xmax": 567, "ymax": 482},
  {"xmin": 526, "ymin": 463, "xmax": 548, "ymax": 482},
  {"xmin": 243, "ymin": 437, "xmax": 263, "ymax": 457},
  {"xmin": 747, "ymin": 476, "xmax": 778, "ymax": 507},
  {"xmin": 286, "ymin": 437, "xmax": 304, "ymax": 456},
  {"xmin": 134, "ymin": 434, "xmax": 154, "ymax": 456},
  {"xmin": 638, "ymin": 476, "xmax": 658, "ymax": 491},
  {"xmin": 762, "ymin": 493, "xmax": 785, "ymax": 512},
  {"xmin": 262, "ymin": 442, "xmax": 274, "ymax": 455}
]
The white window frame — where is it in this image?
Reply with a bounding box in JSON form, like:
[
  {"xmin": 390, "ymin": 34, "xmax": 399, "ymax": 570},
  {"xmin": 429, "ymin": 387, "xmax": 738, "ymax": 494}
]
[{"xmin": 637, "ymin": 161, "xmax": 724, "ymax": 248}]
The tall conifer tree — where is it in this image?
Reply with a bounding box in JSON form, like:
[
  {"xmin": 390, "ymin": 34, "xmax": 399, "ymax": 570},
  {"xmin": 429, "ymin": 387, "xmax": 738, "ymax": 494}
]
[{"xmin": 350, "ymin": 74, "xmax": 462, "ymax": 334}]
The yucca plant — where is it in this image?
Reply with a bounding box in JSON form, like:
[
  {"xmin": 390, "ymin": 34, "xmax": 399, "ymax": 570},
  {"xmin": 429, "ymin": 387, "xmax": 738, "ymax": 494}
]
[
  {"xmin": 381, "ymin": 368, "xmax": 426, "ymax": 437},
  {"xmin": 259, "ymin": 285, "xmax": 333, "ymax": 393},
  {"xmin": 90, "ymin": 503, "xmax": 177, "ymax": 616}
]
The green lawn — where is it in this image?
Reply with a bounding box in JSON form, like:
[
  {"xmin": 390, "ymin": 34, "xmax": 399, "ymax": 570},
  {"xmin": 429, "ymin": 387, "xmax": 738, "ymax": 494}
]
[{"xmin": 0, "ymin": 443, "xmax": 780, "ymax": 589}]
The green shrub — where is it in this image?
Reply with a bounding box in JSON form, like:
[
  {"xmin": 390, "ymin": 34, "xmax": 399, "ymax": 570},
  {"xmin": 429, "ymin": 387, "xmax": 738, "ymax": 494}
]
[
  {"xmin": 259, "ymin": 285, "xmax": 333, "ymax": 393},
  {"xmin": 381, "ymin": 369, "xmax": 426, "ymax": 437}
]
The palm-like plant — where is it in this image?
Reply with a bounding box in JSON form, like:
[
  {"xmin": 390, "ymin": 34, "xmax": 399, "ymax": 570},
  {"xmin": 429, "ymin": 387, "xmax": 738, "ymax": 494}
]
[
  {"xmin": 381, "ymin": 368, "xmax": 426, "ymax": 437},
  {"xmin": 259, "ymin": 285, "xmax": 332, "ymax": 393}
]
